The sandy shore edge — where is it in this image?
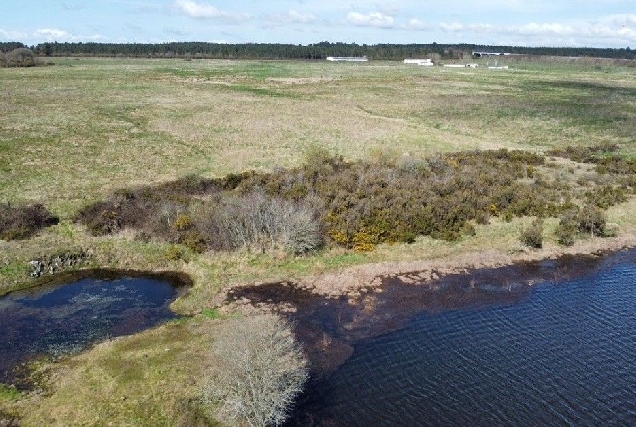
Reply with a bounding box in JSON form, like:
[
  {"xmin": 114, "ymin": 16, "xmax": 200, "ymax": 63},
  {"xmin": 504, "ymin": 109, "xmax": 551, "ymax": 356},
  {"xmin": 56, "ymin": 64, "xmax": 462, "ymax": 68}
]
[{"xmin": 297, "ymin": 231, "xmax": 636, "ymax": 297}]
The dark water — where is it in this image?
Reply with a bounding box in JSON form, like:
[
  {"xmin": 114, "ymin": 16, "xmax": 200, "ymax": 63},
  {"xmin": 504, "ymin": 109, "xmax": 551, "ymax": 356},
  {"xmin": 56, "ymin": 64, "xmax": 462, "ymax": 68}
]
[
  {"xmin": 0, "ymin": 271, "xmax": 185, "ymax": 387},
  {"xmin": 231, "ymin": 250, "xmax": 636, "ymax": 426}
]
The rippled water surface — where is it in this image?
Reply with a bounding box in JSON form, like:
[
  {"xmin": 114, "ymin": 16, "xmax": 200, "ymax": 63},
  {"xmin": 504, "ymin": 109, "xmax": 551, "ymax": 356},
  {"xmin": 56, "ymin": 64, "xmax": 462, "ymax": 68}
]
[
  {"xmin": 288, "ymin": 250, "xmax": 636, "ymax": 426},
  {"xmin": 0, "ymin": 272, "xmax": 181, "ymax": 387}
]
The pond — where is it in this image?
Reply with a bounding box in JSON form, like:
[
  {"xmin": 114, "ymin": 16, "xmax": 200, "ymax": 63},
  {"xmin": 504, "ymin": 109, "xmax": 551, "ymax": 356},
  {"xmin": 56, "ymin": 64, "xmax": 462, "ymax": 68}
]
[
  {"xmin": 230, "ymin": 249, "xmax": 636, "ymax": 426},
  {"xmin": 0, "ymin": 270, "xmax": 188, "ymax": 388}
]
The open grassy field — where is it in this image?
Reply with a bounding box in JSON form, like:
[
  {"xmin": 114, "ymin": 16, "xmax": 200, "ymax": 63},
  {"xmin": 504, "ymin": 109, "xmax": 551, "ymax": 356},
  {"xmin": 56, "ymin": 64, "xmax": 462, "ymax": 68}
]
[
  {"xmin": 2, "ymin": 57, "xmax": 636, "ymax": 212},
  {"xmin": 2, "ymin": 57, "xmax": 636, "ymax": 424}
]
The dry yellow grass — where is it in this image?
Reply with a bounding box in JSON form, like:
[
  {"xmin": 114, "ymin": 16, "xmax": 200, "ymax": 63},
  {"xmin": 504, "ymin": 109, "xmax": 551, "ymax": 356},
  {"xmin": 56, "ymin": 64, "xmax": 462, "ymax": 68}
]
[{"xmin": 3, "ymin": 58, "xmax": 635, "ymax": 216}]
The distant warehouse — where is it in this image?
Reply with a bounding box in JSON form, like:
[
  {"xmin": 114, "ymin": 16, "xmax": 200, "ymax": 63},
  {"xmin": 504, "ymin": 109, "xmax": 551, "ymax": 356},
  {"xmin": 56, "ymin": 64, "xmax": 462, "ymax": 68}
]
[
  {"xmin": 473, "ymin": 51, "xmax": 516, "ymax": 58},
  {"xmin": 326, "ymin": 56, "xmax": 368, "ymax": 62},
  {"xmin": 404, "ymin": 58, "xmax": 434, "ymax": 66}
]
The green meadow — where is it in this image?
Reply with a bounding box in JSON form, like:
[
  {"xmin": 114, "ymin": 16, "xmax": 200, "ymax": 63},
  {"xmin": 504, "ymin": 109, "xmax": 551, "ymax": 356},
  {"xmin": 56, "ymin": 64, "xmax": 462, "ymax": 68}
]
[{"xmin": 1, "ymin": 57, "xmax": 636, "ymax": 424}]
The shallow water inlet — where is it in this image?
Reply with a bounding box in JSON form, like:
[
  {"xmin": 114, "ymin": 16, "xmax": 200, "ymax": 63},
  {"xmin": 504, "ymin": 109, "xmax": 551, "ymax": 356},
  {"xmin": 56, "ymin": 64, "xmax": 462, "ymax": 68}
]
[{"xmin": 0, "ymin": 270, "xmax": 187, "ymax": 388}]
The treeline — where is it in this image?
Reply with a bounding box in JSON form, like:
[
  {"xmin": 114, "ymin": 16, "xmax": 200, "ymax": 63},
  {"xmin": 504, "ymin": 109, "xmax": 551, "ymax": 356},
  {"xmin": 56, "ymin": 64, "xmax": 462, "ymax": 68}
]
[{"xmin": 1, "ymin": 41, "xmax": 634, "ymax": 60}]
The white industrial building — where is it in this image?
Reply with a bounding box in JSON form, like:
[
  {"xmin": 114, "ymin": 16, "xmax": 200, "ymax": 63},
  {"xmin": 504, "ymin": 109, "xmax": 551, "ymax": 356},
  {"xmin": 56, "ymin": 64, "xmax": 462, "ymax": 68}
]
[
  {"xmin": 404, "ymin": 58, "xmax": 434, "ymax": 66},
  {"xmin": 326, "ymin": 56, "xmax": 368, "ymax": 62},
  {"xmin": 443, "ymin": 63, "xmax": 479, "ymax": 68}
]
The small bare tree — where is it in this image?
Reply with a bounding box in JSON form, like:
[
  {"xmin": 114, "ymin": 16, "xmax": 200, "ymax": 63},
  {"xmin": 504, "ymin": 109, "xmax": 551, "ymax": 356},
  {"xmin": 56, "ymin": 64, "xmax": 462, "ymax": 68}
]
[
  {"xmin": 5, "ymin": 48, "xmax": 36, "ymax": 67},
  {"xmin": 201, "ymin": 314, "xmax": 309, "ymax": 426},
  {"xmin": 199, "ymin": 192, "xmax": 322, "ymax": 254}
]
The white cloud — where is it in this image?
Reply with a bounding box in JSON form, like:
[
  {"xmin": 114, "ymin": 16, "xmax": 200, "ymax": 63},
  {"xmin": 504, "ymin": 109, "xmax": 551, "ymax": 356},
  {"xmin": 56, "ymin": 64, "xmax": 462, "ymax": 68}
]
[
  {"xmin": 173, "ymin": 0, "xmax": 249, "ymax": 22},
  {"xmin": 31, "ymin": 29, "xmax": 105, "ymax": 43},
  {"xmin": 347, "ymin": 11, "xmax": 395, "ymax": 28},
  {"xmin": 165, "ymin": 27, "xmax": 189, "ymax": 36},
  {"xmin": 287, "ymin": 10, "xmax": 317, "ymax": 24},
  {"xmin": 468, "ymin": 23, "xmax": 495, "ymax": 33},
  {"xmin": 439, "ymin": 22, "xmax": 464, "ymax": 32},
  {"xmin": 59, "ymin": 2, "xmax": 87, "ymax": 12},
  {"xmin": 376, "ymin": 2, "xmax": 402, "ymax": 16},
  {"xmin": 515, "ymin": 23, "xmax": 574, "ymax": 36},
  {"xmin": 509, "ymin": 16, "xmax": 636, "ymax": 43},
  {"xmin": 86, "ymin": 34, "xmax": 107, "ymax": 41},
  {"xmin": 0, "ymin": 29, "xmax": 29, "ymax": 40},
  {"xmin": 433, "ymin": 13, "xmax": 636, "ymax": 46},
  {"xmin": 35, "ymin": 28, "xmax": 70, "ymax": 39},
  {"xmin": 608, "ymin": 14, "xmax": 636, "ymax": 27},
  {"xmin": 596, "ymin": 14, "xmax": 636, "ymax": 39},
  {"xmin": 265, "ymin": 10, "xmax": 317, "ymax": 26},
  {"xmin": 406, "ymin": 19, "xmax": 430, "ymax": 31}
]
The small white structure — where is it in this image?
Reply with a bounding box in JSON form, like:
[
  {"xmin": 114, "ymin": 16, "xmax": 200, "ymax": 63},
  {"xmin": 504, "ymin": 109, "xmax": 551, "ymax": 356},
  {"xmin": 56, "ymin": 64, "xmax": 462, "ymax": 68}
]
[
  {"xmin": 486, "ymin": 60, "xmax": 509, "ymax": 70},
  {"xmin": 404, "ymin": 58, "xmax": 434, "ymax": 66},
  {"xmin": 473, "ymin": 51, "xmax": 512, "ymax": 58},
  {"xmin": 443, "ymin": 63, "xmax": 478, "ymax": 68},
  {"xmin": 326, "ymin": 56, "xmax": 368, "ymax": 62}
]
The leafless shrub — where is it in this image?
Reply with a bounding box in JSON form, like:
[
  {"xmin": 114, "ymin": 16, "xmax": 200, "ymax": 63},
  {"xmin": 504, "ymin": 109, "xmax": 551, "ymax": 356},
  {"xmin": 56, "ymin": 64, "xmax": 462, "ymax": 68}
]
[
  {"xmin": 277, "ymin": 202, "xmax": 323, "ymax": 254},
  {"xmin": 398, "ymin": 155, "xmax": 430, "ymax": 175},
  {"xmin": 199, "ymin": 193, "xmax": 322, "ymax": 254},
  {"xmin": 145, "ymin": 200, "xmax": 184, "ymax": 238},
  {"xmin": 201, "ymin": 314, "xmax": 308, "ymax": 426},
  {"xmin": 4, "ymin": 48, "xmax": 36, "ymax": 67}
]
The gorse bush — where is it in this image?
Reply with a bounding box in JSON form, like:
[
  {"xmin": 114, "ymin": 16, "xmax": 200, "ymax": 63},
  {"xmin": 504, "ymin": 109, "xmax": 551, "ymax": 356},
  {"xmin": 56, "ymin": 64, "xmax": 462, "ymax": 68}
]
[
  {"xmin": 555, "ymin": 204, "xmax": 609, "ymax": 246},
  {"xmin": 547, "ymin": 143, "xmax": 636, "ymax": 179},
  {"xmin": 547, "ymin": 143, "xmax": 620, "ymax": 163},
  {"xmin": 232, "ymin": 149, "xmax": 554, "ymax": 249},
  {"xmin": 577, "ymin": 204, "xmax": 607, "ymax": 237},
  {"xmin": 75, "ymin": 147, "xmax": 630, "ymax": 253},
  {"xmin": 521, "ymin": 218, "xmax": 544, "ymax": 249},
  {"xmin": 2, "ymin": 48, "xmax": 37, "ymax": 67},
  {"xmin": 556, "ymin": 214, "xmax": 578, "ymax": 246},
  {"xmin": 585, "ymin": 185, "xmax": 627, "ymax": 209},
  {"xmin": 0, "ymin": 203, "xmax": 59, "ymax": 240}
]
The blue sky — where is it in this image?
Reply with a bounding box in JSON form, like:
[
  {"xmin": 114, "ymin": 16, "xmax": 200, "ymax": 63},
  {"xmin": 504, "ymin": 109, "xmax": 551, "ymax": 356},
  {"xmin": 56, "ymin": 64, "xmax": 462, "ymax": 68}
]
[{"xmin": 2, "ymin": 1, "xmax": 635, "ymax": 48}]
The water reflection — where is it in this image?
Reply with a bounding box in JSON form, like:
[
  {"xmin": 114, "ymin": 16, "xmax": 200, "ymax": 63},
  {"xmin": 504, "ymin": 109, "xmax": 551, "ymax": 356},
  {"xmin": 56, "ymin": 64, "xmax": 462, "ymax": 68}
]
[
  {"xmin": 228, "ymin": 255, "xmax": 602, "ymax": 379},
  {"xmin": 228, "ymin": 249, "xmax": 636, "ymax": 425}
]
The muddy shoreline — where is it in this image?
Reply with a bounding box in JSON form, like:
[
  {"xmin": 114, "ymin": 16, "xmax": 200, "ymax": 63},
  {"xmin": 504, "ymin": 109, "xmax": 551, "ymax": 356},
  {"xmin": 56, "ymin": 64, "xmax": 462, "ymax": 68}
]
[
  {"xmin": 295, "ymin": 232, "xmax": 636, "ymax": 298},
  {"xmin": 226, "ymin": 235, "xmax": 636, "ymax": 380}
]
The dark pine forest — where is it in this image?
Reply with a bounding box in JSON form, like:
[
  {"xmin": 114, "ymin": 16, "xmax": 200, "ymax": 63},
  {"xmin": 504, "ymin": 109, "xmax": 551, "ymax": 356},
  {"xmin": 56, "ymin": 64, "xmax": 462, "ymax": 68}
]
[{"xmin": 1, "ymin": 41, "xmax": 634, "ymax": 60}]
